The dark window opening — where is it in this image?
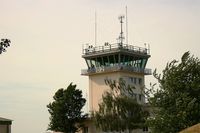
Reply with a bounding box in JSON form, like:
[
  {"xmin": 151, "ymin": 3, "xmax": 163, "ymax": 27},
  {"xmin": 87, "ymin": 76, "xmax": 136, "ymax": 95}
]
[
  {"xmin": 139, "ymin": 94, "xmax": 142, "ymax": 101},
  {"xmin": 130, "ymin": 77, "xmax": 134, "ymax": 83},
  {"xmin": 134, "ymin": 77, "xmax": 137, "ymax": 84},
  {"xmin": 143, "ymin": 127, "xmax": 148, "ymax": 131},
  {"xmin": 139, "ymin": 78, "xmax": 142, "ymax": 85},
  {"xmin": 83, "ymin": 127, "xmax": 88, "ymax": 133}
]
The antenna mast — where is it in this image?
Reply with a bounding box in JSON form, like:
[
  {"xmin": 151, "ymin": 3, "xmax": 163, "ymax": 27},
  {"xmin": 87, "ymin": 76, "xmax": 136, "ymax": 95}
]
[
  {"xmin": 118, "ymin": 15, "xmax": 125, "ymax": 45},
  {"xmin": 126, "ymin": 6, "xmax": 128, "ymax": 44},
  {"xmin": 95, "ymin": 11, "xmax": 97, "ymax": 47}
]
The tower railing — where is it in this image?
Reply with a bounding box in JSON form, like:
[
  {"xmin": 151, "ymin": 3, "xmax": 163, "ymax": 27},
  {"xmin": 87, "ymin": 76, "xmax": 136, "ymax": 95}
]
[
  {"xmin": 81, "ymin": 64, "xmax": 151, "ymax": 75},
  {"xmin": 83, "ymin": 43, "xmax": 150, "ymax": 55}
]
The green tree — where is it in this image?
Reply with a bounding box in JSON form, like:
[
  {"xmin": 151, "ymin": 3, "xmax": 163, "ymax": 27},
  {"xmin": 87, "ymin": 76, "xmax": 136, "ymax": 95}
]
[
  {"xmin": 147, "ymin": 52, "xmax": 200, "ymax": 133},
  {"xmin": 47, "ymin": 83, "xmax": 87, "ymax": 133},
  {"xmin": 93, "ymin": 78, "xmax": 148, "ymax": 133},
  {"xmin": 0, "ymin": 39, "xmax": 11, "ymax": 54}
]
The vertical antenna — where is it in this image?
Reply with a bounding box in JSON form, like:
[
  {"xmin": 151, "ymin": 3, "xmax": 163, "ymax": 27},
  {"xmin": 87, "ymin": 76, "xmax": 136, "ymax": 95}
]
[
  {"xmin": 118, "ymin": 15, "xmax": 125, "ymax": 45},
  {"xmin": 126, "ymin": 6, "xmax": 128, "ymax": 44},
  {"xmin": 95, "ymin": 11, "xmax": 97, "ymax": 47}
]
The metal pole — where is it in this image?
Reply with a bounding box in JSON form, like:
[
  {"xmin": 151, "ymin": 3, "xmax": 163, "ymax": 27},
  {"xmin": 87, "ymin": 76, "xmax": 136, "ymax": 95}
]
[
  {"xmin": 95, "ymin": 11, "xmax": 97, "ymax": 47},
  {"xmin": 126, "ymin": 6, "xmax": 128, "ymax": 45}
]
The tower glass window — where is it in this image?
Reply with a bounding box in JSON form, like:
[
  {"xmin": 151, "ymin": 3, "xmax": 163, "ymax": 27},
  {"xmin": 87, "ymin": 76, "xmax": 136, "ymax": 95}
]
[
  {"xmin": 139, "ymin": 94, "xmax": 142, "ymax": 101},
  {"xmin": 83, "ymin": 127, "xmax": 88, "ymax": 133},
  {"xmin": 134, "ymin": 77, "xmax": 137, "ymax": 84},
  {"xmin": 139, "ymin": 78, "xmax": 142, "ymax": 85}
]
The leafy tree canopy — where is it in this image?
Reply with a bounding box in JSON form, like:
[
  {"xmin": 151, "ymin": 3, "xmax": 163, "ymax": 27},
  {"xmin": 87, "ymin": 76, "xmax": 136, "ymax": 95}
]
[
  {"xmin": 93, "ymin": 78, "xmax": 149, "ymax": 132},
  {"xmin": 0, "ymin": 39, "xmax": 11, "ymax": 54},
  {"xmin": 47, "ymin": 83, "xmax": 87, "ymax": 133},
  {"xmin": 147, "ymin": 52, "xmax": 200, "ymax": 133}
]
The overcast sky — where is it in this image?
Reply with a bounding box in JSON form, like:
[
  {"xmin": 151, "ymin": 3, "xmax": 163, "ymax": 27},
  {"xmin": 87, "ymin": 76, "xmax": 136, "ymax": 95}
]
[{"xmin": 0, "ymin": 0, "xmax": 200, "ymax": 133}]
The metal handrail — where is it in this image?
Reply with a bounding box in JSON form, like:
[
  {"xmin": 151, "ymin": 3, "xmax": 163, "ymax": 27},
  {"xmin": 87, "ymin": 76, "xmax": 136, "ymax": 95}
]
[
  {"xmin": 81, "ymin": 65, "xmax": 151, "ymax": 75},
  {"xmin": 83, "ymin": 43, "xmax": 150, "ymax": 55}
]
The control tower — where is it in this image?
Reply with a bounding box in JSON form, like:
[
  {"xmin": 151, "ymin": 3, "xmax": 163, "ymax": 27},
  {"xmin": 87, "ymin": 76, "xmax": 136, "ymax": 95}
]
[{"xmin": 81, "ymin": 15, "xmax": 151, "ymax": 112}]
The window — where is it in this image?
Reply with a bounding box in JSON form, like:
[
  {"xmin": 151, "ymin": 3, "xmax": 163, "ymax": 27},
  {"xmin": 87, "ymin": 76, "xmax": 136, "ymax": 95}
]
[
  {"xmin": 97, "ymin": 57, "xmax": 103, "ymax": 66},
  {"xmin": 86, "ymin": 59, "xmax": 91, "ymax": 68},
  {"xmin": 139, "ymin": 94, "xmax": 142, "ymax": 101},
  {"xmin": 103, "ymin": 56, "xmax": 109, "ymax": 66},
  {"xmin": 143, "ymin": 127, "xmax": 148, "ymax": 131},
  {"xmin": 129, "ymin": 77, "xmax": 140, "ymax": 85},
  {"xmin": 139, "ymin": 78, "xmax": 142, "ymax": 85},
  {"xmin": 129, "ymin": 77, "xmax": 134, "ymax": 83},
  {"xmin": 134, "ymin": 77, "xmax": 137, "ymax": 84},
  {"xmin": 109, "ymin": 55, "xmax": 114, "ymax": 66},
  {"xmin": 83, "ymin": 127, "xmax": 88, "ymax": 133}
]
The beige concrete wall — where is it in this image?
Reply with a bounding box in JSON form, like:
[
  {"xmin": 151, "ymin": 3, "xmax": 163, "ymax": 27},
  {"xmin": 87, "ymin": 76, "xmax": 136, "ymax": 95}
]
[
  {"xmin": 89, "ymin": 72, "xmax": 120, "ymax": 111},
  {"xmin": 88, "ymin": 71, "xmax": 145, "ymax": 112}
]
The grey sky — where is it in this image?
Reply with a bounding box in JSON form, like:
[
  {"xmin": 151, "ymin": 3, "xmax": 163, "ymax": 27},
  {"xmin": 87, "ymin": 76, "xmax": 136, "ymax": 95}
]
[{"xmin": 0, "ymin": 0, "xmax": 200, "ymax": 133}]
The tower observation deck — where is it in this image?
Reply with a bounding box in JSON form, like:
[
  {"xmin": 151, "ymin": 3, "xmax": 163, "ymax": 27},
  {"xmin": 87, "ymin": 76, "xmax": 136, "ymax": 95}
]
[{"xmin": 81, "ymin": 43, "xmax": 151, "ymax": 75}]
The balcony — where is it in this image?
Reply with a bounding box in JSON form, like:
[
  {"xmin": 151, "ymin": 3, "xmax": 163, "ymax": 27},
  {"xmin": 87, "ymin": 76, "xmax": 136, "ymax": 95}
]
[
  {"xmin": 81, "ymin": 65, "xmax": 151, "ymax": 76},
  {"xmin": 82, "ymin": 43, "xmax": 150, "ymax": 57}
]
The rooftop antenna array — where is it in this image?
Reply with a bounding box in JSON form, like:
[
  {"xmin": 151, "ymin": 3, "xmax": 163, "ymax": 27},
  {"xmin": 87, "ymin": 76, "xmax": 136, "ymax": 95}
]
[{"xmin": 118, "ymin": 15, "xmax": 125, "ymax": 45}]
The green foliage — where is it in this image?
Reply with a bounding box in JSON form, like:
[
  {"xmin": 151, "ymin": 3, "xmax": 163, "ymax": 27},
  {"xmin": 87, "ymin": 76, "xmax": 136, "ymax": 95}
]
[
  {"xmin": 47, "ymin": 83, "xmax": 87, "ymax": 133},
  {"xmin": 147, "ymin": 52, "xmax": 200, "ymax": 133},
  {"xmin": 0, "ymin": 39, "xmax": 11, "ymax": 54},
  {"xmin": 93, "ymin": 78, "xmax": 148, "ymax": 132}
]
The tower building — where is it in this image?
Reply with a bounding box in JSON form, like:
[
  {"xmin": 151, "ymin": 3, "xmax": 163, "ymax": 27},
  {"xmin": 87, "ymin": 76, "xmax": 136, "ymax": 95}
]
[
  {"xmin": 81, "ymin": 15, "xmax": 151, "ymax": 132},
  {"xmin": 82, "ymin": 15, "xmax": 151, "ymax": 111}
]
